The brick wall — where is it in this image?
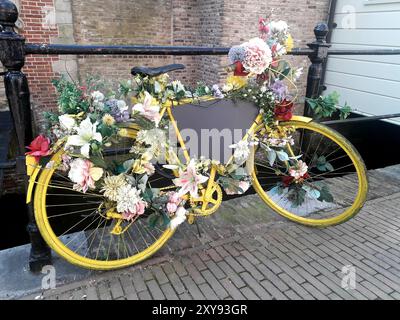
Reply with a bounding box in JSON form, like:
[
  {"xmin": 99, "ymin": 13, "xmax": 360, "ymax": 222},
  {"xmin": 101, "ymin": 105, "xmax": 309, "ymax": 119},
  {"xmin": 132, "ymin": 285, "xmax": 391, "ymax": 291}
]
[{"xmin": 0, "ymin": 0, "xmax": 330, "ymax": 122}]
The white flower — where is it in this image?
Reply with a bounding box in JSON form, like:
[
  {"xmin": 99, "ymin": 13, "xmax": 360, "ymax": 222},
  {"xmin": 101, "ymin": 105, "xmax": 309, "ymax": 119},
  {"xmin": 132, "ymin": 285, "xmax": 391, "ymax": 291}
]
[
  {"xmin": 101, "ymin": 174, "xmax": 127, "ymax": 201},
  {"xmin": 270, "ymin": 20, "xmax": 288, "ymax": 34},
  {"xmin": 115, "ymin": 184, "xmax": 142, "ymax": 213},
  {"xmin": 132, "ymin": 91, "xmax": 161, "ymax": 126},
  {"xmin": 59, "ymin": 114, "xmax": 76, "ymax": 131},
  {"xmin": 289, "ymin": 160, "xmax": 308, "ymax": 180},
  {"xmin": 230, "ymin": 140, "xmax": 251, "ymax": 165},
  {"xmin": 65, "ymin": 117, "xmax": 102, "ymax": 158},
  {"xmin": 136, "ymin": 128, "xmax": 167, "ymax": 159},
  {"xmin": 91, "ymin": 91, "xmax": 104, "ymax": 102},
  {"xmin": 274, "ymin": 43, "xmax": 287, "ymax": 56},
  {"xmin": 117, "ymin": 100, "xmax": 128, "ymax": 112},
  {"xmin": 170, "ymin": 206, "xmax": 187, "ymax": 230},
  {"xmin": 173, "ymin": 160, "xmax": 208, "ymax": 197},
  {"xmin": 171, "ymin": 80, "xmax": 186, "ymax": 93},
  {"xmin": 294, "ymin": 67, "xmax": 303, "ymax": 81}
]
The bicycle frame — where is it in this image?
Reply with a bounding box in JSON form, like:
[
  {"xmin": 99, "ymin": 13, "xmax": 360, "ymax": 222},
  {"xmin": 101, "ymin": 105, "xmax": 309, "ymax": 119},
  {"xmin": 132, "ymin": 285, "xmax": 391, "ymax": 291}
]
[{"xmin": 160, "ymin": 100, "xmax": 312, "ymax": 217}]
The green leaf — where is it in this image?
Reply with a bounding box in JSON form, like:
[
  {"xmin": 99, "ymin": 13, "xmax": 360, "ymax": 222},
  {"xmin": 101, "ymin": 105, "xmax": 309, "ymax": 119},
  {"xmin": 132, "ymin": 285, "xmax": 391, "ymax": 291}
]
[
  {"xmin": 325, "ymin": 162, "xmax": 334, "ymax": 172},
  {"xmin": 317, "ymin": 185, "xmax": 334, "ymax": 203},
  {"xmin": 288, "ymin": 188, "xmax": 306, "ymax": 208},
  {"xmin": 148, "ymin": 213, "xmax": 160, "ymax": 229},
  {"xmin": 303, "ymin": 185, "xmax": 321, "ymax": 199},
  {"xmin": 267, "ymin": 149, "xmax": 277, "ymax": 166},
  {"xmin": 276, "ymin": 150, "xmax": 289, "ymax": 162}
]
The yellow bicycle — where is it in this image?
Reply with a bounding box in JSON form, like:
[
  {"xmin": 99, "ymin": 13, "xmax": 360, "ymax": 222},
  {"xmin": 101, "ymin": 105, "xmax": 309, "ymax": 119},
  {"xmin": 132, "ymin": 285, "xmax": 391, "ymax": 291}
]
[{"xmin": 27, "ymin": 65, "xmax": 368, "ymax": 270}]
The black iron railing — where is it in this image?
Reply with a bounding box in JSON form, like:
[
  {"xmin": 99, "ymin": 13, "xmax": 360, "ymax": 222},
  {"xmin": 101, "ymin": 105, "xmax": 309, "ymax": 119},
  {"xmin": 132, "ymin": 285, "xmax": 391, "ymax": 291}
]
[{"xmin": 0, "ymin": 0, "xmax": 399, "ymax": 271}]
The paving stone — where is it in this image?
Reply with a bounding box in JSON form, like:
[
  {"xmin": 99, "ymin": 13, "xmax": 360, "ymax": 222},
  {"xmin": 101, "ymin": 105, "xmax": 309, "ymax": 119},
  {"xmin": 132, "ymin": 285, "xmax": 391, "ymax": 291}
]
[
  {"xmin": 132, "ymin": 270, "xmax": 147, "ymax": 292},
  {"xmin": 160, "ymin": 283, "xmax": 179, "ymax": 300},
  {"xmin": 235, "ymin": 256, "xmax": 264, "ymax": 281},
  {"xmin": 198, "ymin": 283, "xmax": 219, "ymax": 300},
  {"xmin": 172, "ymin": 259, "xmax": 188, "ymax": 277},
  {"xmin": 181, "ymin": 276, "xmax": 205, "ymax": 300},
  {"xmin": 146, "ymin": 279, "xmax": 165, "ymax": 300},
  {"xmin": 217, "ymin": 261, "xmax": 246, "ymax": 289},
  {"xmin": 119, "ymin": 275, "xmax": 138, "ymax": 300},
  {"xmin": 97, "ymin": 282, "xmax": 112, "ymax": 300},
  {"xmin": 109, "ymin": 278, "xmax": 124, "ymax": 299},
  {"xmin": 190, "ymin": 254, "xmax": 208, "ymax": 271},
  {"xmin": 201, "ymin": 270, "xmax": 229, "ymax": 299},
  {"xmin": 207, "ymin": 248, "xmax": 223, "ymax": 262},
  {"xmin": 260, "ymin": 279, "xmax": 288, "ymax": 300},
  {"xmin": 240, "ymin": 272, "xmax": 271, "ymax": 299},
  {"xmin": 240, "ymin": 287, "xmax": 259, "ymax": 300},
  {"xmin": 204, "ymin": 260, "xmax": 226, "ymax": 280},
  {"xmin": 186, "ymin": 263, "xmax": 206, "ymax": 285},
  {"xmin": 152, "ymin": 266, "xmax": 169, "ymax": 285},
  {"xmin": 219, "ymin": 278, "xmax": 246, "ymax": 300},
  {"xmin": 138, "ymin": 290, "xmax": 152, "ymax": 300},
  {"xmin": 85, "ymin": 285, "xmax": 99, "ymax": 300},
  {"xmin": 224, "ymin": 256, "xmax": 246, "ymax": 273}
]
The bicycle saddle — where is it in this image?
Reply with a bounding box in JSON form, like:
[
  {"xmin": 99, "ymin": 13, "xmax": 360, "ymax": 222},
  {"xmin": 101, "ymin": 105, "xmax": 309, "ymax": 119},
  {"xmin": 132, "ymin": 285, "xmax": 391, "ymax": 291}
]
[{"xmin": 131, "ymin": 64, "xmax": 185, "ymax": 77}]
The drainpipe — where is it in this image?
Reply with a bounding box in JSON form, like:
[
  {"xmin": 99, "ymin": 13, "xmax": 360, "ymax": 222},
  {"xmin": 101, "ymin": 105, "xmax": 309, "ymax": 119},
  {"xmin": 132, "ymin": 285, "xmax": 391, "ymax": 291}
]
[{"xmin": 320, "ymin": 0, "xmax": 338, "ymax": 94}]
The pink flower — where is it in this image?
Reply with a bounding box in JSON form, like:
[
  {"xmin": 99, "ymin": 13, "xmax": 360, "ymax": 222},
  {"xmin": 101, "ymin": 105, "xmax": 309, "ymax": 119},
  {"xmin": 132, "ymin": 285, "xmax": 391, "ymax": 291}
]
[
  {"xmin": 132, "ymin": 91, "xmax": 161, "ymax": 126},
  {"xmin": 122, "ymin": 200, "xmax": 147, "ymax": 221},
  {"xmin": 166, "ymin": 191, "xmax": 182, "ymax": 214},
  {"xmin": 167, "ymin": 202, "xmax": 178, "ymax": 214},
  {"xmin": 173, "ymin": 160, "xmax": 208, "ymax": 198},
  {"xmin": 25, "ymin": 135, "xmax": 51, "ymax": 163},
  {"xmin": 242, "ymin": 38, "xmax": 272, "ymax": 75},
  {"xmin": 169, "ymin": 192, "xmax": 181, "ymax": 204},
  {"xmin": 68, "ymin": 158, "xmax": 104, "ymax": 193},
  {"xmin": 143, "ymin": 162, "xmax": 155, "ymax": 175},
  {"xmin": 289, "ymin": 160, "xmax": 309, "ymax": 180}
]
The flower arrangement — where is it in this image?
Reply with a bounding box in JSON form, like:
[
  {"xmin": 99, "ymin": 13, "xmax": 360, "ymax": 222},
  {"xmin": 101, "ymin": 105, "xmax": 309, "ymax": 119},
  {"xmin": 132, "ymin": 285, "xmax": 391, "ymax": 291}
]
[{"xmin": 27, "ymin": 17, "xmax": 343, "ymax": 229}]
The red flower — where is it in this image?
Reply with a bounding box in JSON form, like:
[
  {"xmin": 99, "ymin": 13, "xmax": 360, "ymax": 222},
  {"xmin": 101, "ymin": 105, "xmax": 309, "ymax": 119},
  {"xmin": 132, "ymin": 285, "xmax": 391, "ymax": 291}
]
[
  {"xmin": 282, "ymin": 172, "xmax": 310, "ymax": 187},
  {"xmin": 274, "ymin": 100, "xmax": 294, "ymax": 121},
  {"xmin": 282, "ymin": 176, "xmax": 294, "ymax": 187},
  {"xmin": 233, "ymin": 61, "xmax": 249, "ymax": 77},
  {"xmin": 258, "ymin": 18, "xmax": 269, "ymax": 34},
  {"xmin": 25, "ymin": 135, "xmax": 51, "ymax": 163}
]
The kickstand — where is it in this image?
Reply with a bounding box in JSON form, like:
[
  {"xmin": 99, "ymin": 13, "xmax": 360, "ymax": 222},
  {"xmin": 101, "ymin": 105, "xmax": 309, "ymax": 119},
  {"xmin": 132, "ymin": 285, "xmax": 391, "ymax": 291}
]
[{"xmin": 195, "ymin": 220, "xmax": 202, "ymax": 238}]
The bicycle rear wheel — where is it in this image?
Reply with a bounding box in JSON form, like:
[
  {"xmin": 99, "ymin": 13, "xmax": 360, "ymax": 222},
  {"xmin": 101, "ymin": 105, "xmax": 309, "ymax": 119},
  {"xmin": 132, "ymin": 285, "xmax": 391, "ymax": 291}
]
[
  {"xmin": 252, "ymin": 120, "xmax": 368, "ymax": 227},
  {"xmin": 33, "ymin": 128, "xmax": 176, "ymax": 270}
]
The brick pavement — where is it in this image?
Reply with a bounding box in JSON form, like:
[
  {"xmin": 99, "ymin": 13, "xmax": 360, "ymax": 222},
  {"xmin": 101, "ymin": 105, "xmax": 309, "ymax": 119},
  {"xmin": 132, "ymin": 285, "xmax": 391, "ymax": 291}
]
[{"xmin": 20, "ymin": 166, "xmax": 400, "ymax": 300}]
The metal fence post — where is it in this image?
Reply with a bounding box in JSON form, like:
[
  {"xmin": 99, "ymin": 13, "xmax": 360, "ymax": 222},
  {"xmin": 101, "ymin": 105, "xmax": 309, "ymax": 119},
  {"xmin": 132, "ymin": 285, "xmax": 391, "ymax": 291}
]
[
  {"xmin": 304, "ymin": 22, "xmax": 331, "ymax": 117},
  {"xmin": 0, "ymin": 0, "xmax": 51, "ymax": 272}
]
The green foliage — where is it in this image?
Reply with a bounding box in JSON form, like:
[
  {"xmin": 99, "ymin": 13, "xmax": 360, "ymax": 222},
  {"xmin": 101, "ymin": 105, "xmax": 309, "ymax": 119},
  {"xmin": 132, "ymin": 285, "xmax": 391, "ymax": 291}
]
[
  {"xmin": 288, "ymin": 187, "xmax": 306, "ymax": 208},
  {"xmin": 306, "ymin": 91, "xmax": 352, "ymax": 120},
  {"xmin": 317, "ymin": 184, "xmax": 334, "ymax": 203},
  {"xmin": 52, "ymin": 77, "xmax": 89, "ymax": 114},
  {"xmin": 148, "ymin": 212, "xmax": 170, "ymax": 229},
  {"xmin": 313, "ymin": 155, "xmax": 334, "ymax": 172}
]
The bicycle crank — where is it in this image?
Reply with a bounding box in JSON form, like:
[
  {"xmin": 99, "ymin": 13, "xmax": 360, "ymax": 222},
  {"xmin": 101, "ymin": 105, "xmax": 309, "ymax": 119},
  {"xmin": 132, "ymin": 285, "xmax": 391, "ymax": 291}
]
[{"xmin": 189, "ymin": 182, "xmax": 223, "ymax": 219}]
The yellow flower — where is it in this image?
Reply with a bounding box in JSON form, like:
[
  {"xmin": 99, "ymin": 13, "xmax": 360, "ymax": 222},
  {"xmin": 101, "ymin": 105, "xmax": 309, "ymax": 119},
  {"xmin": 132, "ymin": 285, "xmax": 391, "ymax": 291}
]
[
  {"xmin": 131, "ymin": 96, "xmax": 139, "ymax": 105},
  {"xmin": 132, "ymin": 152, "xmax": 153, "ymax": 174},
  {"xmin": 102, "ymin": 114, "xmax": 116, "ymax": 126},
  {"xmin": 285, "ymin": 34, "xmax": 294, "ymax": 52},
  {"xmin": 226, "ymin": 75, "xmax": 247, "ymax": 90},
  {"xmin": 118, "ymin": 128, "xmax": 128, "ymax": 137}
]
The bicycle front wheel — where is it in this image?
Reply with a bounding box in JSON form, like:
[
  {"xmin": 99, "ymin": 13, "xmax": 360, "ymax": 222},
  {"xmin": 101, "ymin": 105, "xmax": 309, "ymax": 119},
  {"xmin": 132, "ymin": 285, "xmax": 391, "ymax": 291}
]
[
  {"xmin": 252, "ymin": 120, "xmax": 368, "ymax": 227},
  {"xmin": 33, "ymin": 128, "xmax": 175, "ymax": 270}
]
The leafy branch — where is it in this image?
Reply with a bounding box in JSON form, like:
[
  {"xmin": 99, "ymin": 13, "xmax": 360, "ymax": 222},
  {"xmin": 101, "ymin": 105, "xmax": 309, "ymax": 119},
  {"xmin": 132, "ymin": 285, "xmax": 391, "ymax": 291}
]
[{"xmin": 306, "ymin": 91, "xmax": 351, "ymax": 120}]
